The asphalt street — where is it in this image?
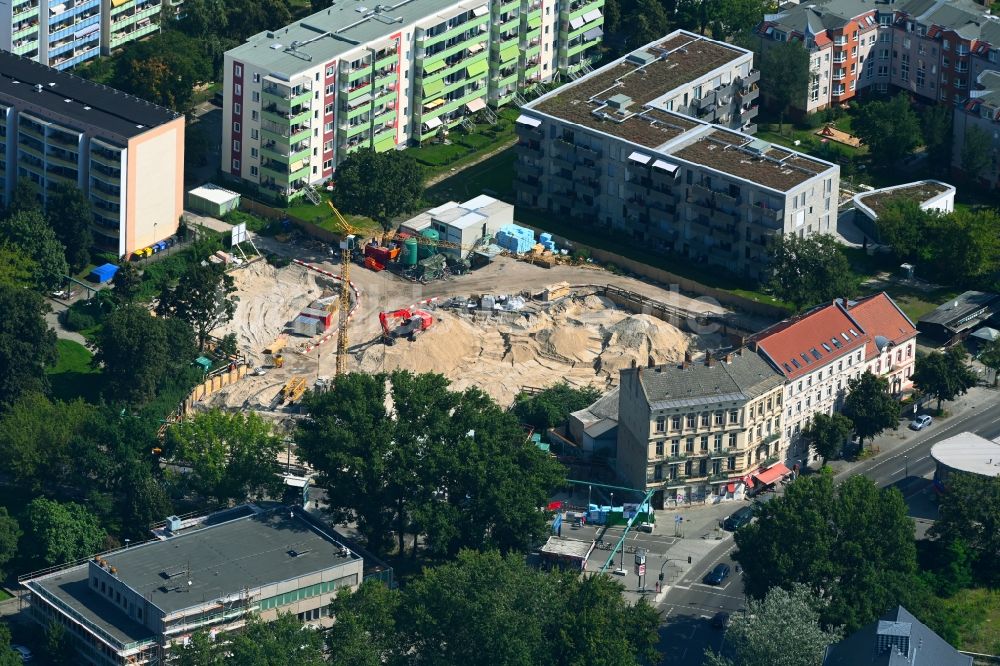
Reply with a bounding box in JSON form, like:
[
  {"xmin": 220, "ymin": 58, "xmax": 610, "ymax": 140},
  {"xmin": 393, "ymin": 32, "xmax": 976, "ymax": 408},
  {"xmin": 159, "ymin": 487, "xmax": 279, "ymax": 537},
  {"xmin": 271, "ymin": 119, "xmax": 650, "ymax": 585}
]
[{"xmin": 655, "ymin": 395, "xmax": 1000, "ymax": 665}]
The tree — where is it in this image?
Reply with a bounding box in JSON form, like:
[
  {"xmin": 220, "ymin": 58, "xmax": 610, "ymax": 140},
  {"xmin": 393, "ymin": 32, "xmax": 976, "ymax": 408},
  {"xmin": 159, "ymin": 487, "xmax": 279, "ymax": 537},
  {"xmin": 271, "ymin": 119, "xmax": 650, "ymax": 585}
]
[
  {"xmin": 0, "ymin": 244, "xmax": 36, "ymax": 289},
  {"xmin": 759, "ymin": 41, "xmax": 810, "ymax": 132},
  {"xmin": 802, "ymin": 412, "xmax": 853, "ymax": 467},
  {"xmin": 4, "ymin": 177, "xmax": 41, "ymax": 216},
  {"xmin": 0, "ymin": 209, "xmax": 68, "ymax": 291},
  {"xmin": 704, "ymin": 584, "xmax": 841, "ymax": 666},
  {"xmin": 227, "ymin": 614, "xmax": 325, "ymax": 666},
  {"xmin": 25, "ymin": 498, "xmax": 107, "ymax": 566},
  {"xmin": 842, "ymin": 372, "xmax": 899, "ymax": 448},
  {"xmin": 326, "ymin": 579, "xmax": 402, "ymax": 666},
  {"xmin": 46, "ymin": 181, "xmax": 94, "ymax": 272},
  {"xmin": 630, "ymin": 0, "xmax": 670, "ymax": 47},
  {"xmin": 112, "ymin": 261, "xmax": 143, "ymax": 304},
  {"xmin": 512, "ymin": 381, "xmax": 602, "ymax": 430},
  {"xmin": 179, "ymin": 0, "xmax": 228, "ymax": 38},
  {"xmin": 920, "ymin": 208, "xmax": 1000, "ymax": 285},
  {"xmin": 156, "ymin": 263, "xmax": 235, "ymax": 350},
  {"xmin": 710, "ymin": 0, "xmax": 775, "ymax": 41},
  {"xmin": 912, "ymin": 347, "xmax": 977, "ymax": 412},
  {"xmin": 978, "ymin": 337, "xmax": 1000, "ymax": 387},
  {"xmin": 0, "ymin": 286, "xmax": 57, "ymax": 409},
  {"xmin": 297, "ymin": 371, "xmax": 564, "ymax": 558},
  {"xmin": 852, "ymin": 95, "xmax": 921, "ymax": 168},
  {"xmin": 174, "ymin": 631, "xmax": 224, "ymax": 666},
  {"xmin": 112, "ymin": 32, "xmax": 212, "ymax": 112},
  {"xmin": 42, "ymin": 621, "xmax": 76, "ymax": 664},
  {"xmin": 331, "ymin": 149, "xmax": 424, "ymax": 229},
  {"xmin": 921, "ymin": 103, "xmax": 953, "ymax": 173},
  {"xmin": 0, "ymin": 624, "xmax": 23, "ymax": 666},
  {"xmin": 960, "ymin": 125, "xmax": 991, "ymax": 183},
  {"xmin": 768, "ymin": 234, "xmax": 858, "ymax": 311},
  {"xmin": 0, "ymin": 394, "xmax": 92, "ymax": 492},
  {"xmin": 0, "ymin": 508, "xmax": 20, "ymax": 579},
  {"xmin": 873, "ymin": 200, "xmax": 927, "ymax": 260},
  {"xmin": 929, "ymin": 472, "xmax": 1000, "ymax": 585},
  {"xmin": 95, "ymin": 305, "xmax": 167, "ymax": 404},
  {"xmin": 735, "ymin": 472, "xmax": 917, "ymax": 632},
  {"xmin": 166, "ymin": 410, "xmax": 283, "ymax": 505}
]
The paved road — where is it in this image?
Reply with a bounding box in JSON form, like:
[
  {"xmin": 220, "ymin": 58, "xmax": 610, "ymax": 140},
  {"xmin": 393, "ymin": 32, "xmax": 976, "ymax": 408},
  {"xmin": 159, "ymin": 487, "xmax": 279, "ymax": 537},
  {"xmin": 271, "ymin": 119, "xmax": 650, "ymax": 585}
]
[{"xmin": 656, "ymin": 396, "xmax": 1000, "ymax": 666}]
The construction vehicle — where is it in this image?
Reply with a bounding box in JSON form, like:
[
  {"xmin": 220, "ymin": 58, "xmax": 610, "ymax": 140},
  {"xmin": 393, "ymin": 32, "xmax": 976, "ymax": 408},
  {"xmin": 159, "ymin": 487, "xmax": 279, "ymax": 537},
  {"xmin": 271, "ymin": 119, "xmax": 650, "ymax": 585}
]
[
  {"xmin": 325, "ymin": 201, "xmax": 362, "ymax": 376},
  {"xmin": 281, "ymin": 376, "xmax": 307, "ymax": 403},
  {"xmin": 263, "ymin": 335, "xmax": 287, "ymax": 367},
  {"xmin": 378, "ymin": 308, "xmax": 434, "ymax": 345}
]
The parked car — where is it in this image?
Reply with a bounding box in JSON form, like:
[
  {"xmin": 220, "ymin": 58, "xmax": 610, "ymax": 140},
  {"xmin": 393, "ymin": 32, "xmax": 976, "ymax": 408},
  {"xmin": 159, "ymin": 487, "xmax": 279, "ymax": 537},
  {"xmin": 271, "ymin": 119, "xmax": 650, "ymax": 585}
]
[
  {"xmin": 711, "ymin": 612, "xmax": 730, "ymax": 629},
  {"xmin": 909, "ymin": 414, "xmax": 933, "ymax": 431},
  {"xmin": 723, "ymin": 506, "xmax": 754, "ymax": 532},
  {"xmin": 11, "ymin": 645, "xmax": 33, "ymax": 662},
  {"xmin": 703, "ymin": 563, "xmax": 731, "ymax": 586}
]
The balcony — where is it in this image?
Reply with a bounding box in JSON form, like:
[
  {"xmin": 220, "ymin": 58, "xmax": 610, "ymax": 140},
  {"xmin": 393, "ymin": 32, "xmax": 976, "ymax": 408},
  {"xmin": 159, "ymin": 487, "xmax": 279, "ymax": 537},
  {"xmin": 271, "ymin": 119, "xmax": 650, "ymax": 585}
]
[{"xmin": 262, "ymin": 86, "xmax": 311, "ymax": 109}]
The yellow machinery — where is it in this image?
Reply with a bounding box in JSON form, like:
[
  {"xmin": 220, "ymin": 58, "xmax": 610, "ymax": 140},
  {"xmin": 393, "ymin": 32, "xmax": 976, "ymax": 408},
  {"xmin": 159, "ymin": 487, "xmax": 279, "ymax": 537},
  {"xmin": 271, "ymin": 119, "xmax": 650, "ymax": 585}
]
[
  {"xmin": 325, "ymin": 201, "xmax": 361, "ymax": 376},
  {"xmin": 281, "ymin": 376, "xmax": 307, "ymax": 403}
]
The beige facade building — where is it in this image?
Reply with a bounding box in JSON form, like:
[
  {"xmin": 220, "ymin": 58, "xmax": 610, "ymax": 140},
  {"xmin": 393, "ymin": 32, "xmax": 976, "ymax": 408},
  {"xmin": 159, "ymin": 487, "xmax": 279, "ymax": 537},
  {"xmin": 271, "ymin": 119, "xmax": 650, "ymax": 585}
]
[
  {"xmin": 616, "ymin": 350, "xmax": 786, "ymax": 507},
  {"xmin": 0, "ymin": 51, "xmax": 184, "ymax": 258}
]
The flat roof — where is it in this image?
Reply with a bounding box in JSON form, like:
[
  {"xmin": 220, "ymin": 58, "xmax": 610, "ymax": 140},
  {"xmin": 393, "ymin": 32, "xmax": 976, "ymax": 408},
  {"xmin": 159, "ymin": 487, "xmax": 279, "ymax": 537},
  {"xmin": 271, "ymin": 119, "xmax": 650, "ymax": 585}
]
[
  {"xmin": 0, "ymin": 51, "xmax": 179, "ymax": 142},
  {"xmin": 539, "ymin": 536, "xmax": 594, "ymax": 559},
  {"xmin": 229, "ymin": 0, "xmax": 469, "ymax": 77},
  {"xmin": 189, "ymin": 184, "xmax": 241, "ymax": 206},
  {"xmin": 931, "ymin": 432, "xmax": 1000, "ymax": 477},
  {"xmin": 525, "ymin": 31, "xmax": 834, "ymax": 191},
  {"xmin": 101, "ymin": 508, "xmax": 358, "ymax": 614},
  {"xmin": 918, "ymin": 291, "xmax": 1000, "ymax": 327},
  {"xmin": 28, "ymin": 565, "xmax": 156, "ymax": 648},
  {"xmin": 854, "ymin": 180, "xmax": 952, "ymax": 218}
]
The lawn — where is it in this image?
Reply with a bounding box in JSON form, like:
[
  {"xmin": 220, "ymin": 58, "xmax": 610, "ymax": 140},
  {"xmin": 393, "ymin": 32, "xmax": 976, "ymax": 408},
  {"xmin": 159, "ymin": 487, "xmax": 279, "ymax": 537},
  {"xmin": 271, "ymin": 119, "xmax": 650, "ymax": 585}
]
[
  {"xmin": 941, "ymin": 587, "xmax": 1000, "ymax": 656},
  {"xmin": 47, "ymin": 339, "xmax": 102, "ymax": 402},
  {"xmin": 409, "ymin": 107, "xmax": 520, "ymax": 177},
  {"xmin": 844, "ymin": 248, "xmax": 956, "ymax": 321},
  {"xmin": 0, "ymin": 589, "xmax": 11, "ymax": 601},
  {"xmin": 424, "ymin": 147, "xmax": 516, "ymax": 204}
]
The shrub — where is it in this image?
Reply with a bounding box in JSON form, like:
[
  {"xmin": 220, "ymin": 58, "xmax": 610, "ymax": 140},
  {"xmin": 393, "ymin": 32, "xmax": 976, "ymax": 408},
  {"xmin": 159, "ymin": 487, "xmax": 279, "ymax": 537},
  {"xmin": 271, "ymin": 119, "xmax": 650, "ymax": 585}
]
[{"xmin": 64, "ymin": 308, "xmax": 98, "ymax": 332}]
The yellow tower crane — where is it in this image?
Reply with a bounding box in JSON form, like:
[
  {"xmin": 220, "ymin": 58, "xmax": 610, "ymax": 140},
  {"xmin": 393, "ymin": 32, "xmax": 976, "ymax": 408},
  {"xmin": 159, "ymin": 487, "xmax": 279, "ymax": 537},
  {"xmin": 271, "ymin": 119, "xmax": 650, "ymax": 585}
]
[{"xmin": 325, "ymin": 200, "xmax": 363, "ymax": 376}]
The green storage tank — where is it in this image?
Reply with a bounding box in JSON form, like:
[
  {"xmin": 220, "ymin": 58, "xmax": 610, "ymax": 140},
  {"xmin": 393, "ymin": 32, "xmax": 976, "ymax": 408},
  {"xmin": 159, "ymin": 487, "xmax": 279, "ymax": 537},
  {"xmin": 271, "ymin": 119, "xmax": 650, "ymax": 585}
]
[
  {"xmin": 403, "ymin": 237, "xmax": 419, "ymax": 266},
  {"xmin": 418, "ymin": 229, "xmax": 439, "ymax": 259}
]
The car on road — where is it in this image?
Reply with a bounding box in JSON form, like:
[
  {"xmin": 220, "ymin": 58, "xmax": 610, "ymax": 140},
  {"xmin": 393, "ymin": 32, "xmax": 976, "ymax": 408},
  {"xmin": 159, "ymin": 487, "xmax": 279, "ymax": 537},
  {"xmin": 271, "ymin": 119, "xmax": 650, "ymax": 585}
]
[
  {"xmin": 909, "ymin": 414, "xmax": 933, "ymax": 431},
  {"xmin": 711, "ymin": 612, "xmax": 730, "ymax": 629},
  {"xmin": 11, "ymin": 645, "xmax": 33, "ymax": 662},
  {"xmin": 703, "ymin": 563, "xmax": 730, "ymax": 585},
  {"xmin": 722, "ymin": 506, "xmax": 754, "ymax": 532}
]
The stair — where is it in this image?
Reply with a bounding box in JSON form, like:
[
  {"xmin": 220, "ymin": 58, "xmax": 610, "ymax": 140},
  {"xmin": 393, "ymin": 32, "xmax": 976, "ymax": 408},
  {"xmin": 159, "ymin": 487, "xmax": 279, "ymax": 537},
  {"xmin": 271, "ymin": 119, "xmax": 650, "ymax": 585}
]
[{"xmin": 302, "ymin": 183, "xmax": 321, "ymax": 205}]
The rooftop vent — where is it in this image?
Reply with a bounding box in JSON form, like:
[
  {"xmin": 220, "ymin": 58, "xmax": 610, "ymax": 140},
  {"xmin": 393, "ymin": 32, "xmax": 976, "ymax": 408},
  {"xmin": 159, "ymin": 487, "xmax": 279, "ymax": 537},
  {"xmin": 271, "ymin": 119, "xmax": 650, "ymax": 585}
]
[
  {"xmin": 626, "ymin": 50, "xmax": 657, "ymax": 66},
  {"xmin": 607, "ymin": 94, "xmax": 633, "ymax": 111},
  {"xmin": 745, "ymin": 138, "xmax": 771, "ymax": 156}
]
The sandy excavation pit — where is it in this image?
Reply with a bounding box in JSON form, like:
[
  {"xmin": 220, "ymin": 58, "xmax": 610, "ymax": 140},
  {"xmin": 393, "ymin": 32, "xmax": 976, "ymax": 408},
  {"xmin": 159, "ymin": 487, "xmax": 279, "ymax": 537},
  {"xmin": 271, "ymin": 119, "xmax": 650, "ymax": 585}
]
[{"xmin": 356, "ymin": 294, "xmax": 692, "ymax": 405}]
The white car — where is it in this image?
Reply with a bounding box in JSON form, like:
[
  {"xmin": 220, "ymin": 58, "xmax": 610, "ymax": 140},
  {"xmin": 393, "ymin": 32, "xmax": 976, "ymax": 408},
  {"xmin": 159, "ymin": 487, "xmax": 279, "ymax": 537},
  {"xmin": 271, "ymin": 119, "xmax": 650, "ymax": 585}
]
[{"xmin": 909, "ymin": 414, "xmax": 933, "ymax": 431}]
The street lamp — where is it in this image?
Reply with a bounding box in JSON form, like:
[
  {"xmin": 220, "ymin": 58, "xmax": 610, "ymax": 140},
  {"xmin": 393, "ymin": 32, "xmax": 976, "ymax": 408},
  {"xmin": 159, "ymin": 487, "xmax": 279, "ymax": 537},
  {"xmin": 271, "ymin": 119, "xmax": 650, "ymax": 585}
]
[
  {"xmin": 588, "ymin": 484, "xmax": 592, "ymax": 508},
  {"xmin": 904, "ymin": 455, "xmax": 909, "ymax": 478}
]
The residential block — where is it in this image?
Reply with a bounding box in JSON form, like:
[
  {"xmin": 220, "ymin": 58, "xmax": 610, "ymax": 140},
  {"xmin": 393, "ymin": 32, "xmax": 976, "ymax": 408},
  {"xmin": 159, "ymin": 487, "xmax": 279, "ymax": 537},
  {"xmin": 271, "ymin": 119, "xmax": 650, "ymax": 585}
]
[
  {"xmin": 0, "ymin": 51, "xmax": 184, "ymax": 258},
  {"xmin": 515, "ymin": 30, "xmax": 839, "ymax": 280},
  {"xmin": 222, "ymin": 0, "xmax": 603, "ymax": 199}
]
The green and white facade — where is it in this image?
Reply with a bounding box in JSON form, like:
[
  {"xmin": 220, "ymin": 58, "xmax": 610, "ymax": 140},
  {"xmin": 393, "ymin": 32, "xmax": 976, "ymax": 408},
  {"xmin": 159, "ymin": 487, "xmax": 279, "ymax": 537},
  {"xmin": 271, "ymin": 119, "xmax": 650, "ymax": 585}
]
[{"xmin": 223, "ymin": 0, "xmax": 603, "ymax": 199}]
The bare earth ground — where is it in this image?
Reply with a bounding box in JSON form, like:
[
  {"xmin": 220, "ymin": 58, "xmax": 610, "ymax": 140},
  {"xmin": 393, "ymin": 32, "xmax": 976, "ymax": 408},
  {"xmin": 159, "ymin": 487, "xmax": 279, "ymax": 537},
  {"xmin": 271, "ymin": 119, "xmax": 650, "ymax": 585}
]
[{"xmin": 206, "ymin": 241, "xmax": 730, "ymax": 411}]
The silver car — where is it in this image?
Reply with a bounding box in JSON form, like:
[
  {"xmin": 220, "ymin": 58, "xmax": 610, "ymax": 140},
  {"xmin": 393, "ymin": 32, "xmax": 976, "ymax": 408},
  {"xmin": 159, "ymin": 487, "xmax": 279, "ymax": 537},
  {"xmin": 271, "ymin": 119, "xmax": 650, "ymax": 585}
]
[{"xmin": 909, "ymin": 414, "xmax": 932, "ymax": 431}]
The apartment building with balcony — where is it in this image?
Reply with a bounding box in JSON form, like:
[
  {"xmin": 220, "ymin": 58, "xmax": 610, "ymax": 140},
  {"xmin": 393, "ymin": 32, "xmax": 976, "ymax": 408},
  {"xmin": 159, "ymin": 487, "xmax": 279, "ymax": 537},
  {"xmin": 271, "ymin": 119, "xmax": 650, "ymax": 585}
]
[
  {"xmin": 0, "ymin": 51, "xmax": 183, "ymax": 257},
  {"xmin": 750, "ymin": 292, "xmax": 917, "ymax": 463},
  {"xmin": 616, "ymin": 349, "xmax": 786, "ymax": 507},
  {"xmin": 223, "ymin": 0, "xmax": 602, "ymax": 200},
  {"xmin": 515, "ymin": 31, "xmax": 839, "ymax": 280},
  {"xmin": 954, "ymin": 70, "xmax": 1000, "ymax": 186},
  {"xmin": 757, "ymin": 0, "xmax": 1000, "ymax": 113},
  {"xmin": 21, "ymin": 506, "xmax": 364, "ymax": 666},
  {"xmin": 0, "ymin": 0, "xmax": 169, "ymax": 71}
]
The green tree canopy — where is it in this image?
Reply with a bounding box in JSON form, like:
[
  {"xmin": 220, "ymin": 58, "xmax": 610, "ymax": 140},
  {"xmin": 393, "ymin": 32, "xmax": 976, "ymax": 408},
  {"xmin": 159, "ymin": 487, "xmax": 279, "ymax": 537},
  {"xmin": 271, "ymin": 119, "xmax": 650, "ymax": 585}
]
[
  {"xmin": 0, "ymin": 624, "xmax": 23, "ymax": 666},
  {"xmin": 841, "ymin": 371, "xmax": 899, "ymax": 447},
  {"xmin": 920, "ymin": 208, "xmax": 1000, "ymax": 286},
  {"xmin": 297, "ymin": 371, "xmax": 565, "ymax": 558},
  {"xmin": 0, "ymin": 508, "xmax": 20, "ymax": 579},
  {"xmin": 853, "ymin": 94, "xmax": 922, "ymax": 168},
  {"xmin": 960, "ymin": 125, "xmax": 991, "ymax": 182},
  {"xmin": 325, "ymin": 576, "xmax": 401, "ymax": 666},
  {"xmin": 873, "ymin": 199, "xmax": 927, "ymax": 260},
  {"xmin": 228, "ymin": 614, "xmax": 325, "ymax": 665},
  {"xmin": 629, "ymin": 0, "xmax": 670, "ymax": 47},
  {"xmin": 512, "ymin": 381, "xmax": 602, "ymax": 430},
  {"xmin": 0, "ymin": 393, "xmax": 92, "ymax": 492},
  {"xmin": 112, "ymin": 261, "xmax": 143, "ymax": 305},
  {"xmin": 332, "ymin": 149, "xmax": 424, "ymax": 229},
  {"xmin": 734, "ymin": 472, "xmax": 917, "ymax": 632},
  {"xmin": 920, "ymin": 103, "xmax": 953, "ymax": 173},
  {"xmin": 112, "ymin": 32, "xmax": 213, "ymax": 112},
  {"xmin": 46, "ymin": 181, "xmax": 94, "ymax": 272},
  {"xmin": 928, "ymin": 472, "xmax": 1000, "ymax": 585},
  {"xmin": 165, "ymin": 410, "xmax": 283, "ymax": 505},
  {"xmin": 4, "ymin": 177, "xmax": 41, "ymax": 217},
  {"xmin": 0, "ymin": 286, "xmax": 57, "ymax": 410},
  {"xmin": 912, "ymin": 347, "xmax": 977, "ymax": 412},
  {"xmin": 156, "ymin": 263, "xmax": 236, "ymax": 349},
  {"xmin": 768, "ymin": 233, "xmax": 858, "ymax": 311},
  {"xmin": 979, "ymin": 337, "xmax": 1000, "ymax": 387},
  {"xmin": 759, "ymin": 41, "xmax": 810, "ymax": 130},
  {"xmin": 802, "ymin": 412, "xmax": 853, "ymax": 467},
  {"xmin": 704, "ymin": 584, "xmax": 842, "ymax": 666},
  {"xmin": 0, "ymin": 244, "xmax": 36, "ymax": 289},
  {"xmin": 25, "ymin": 498, "xmax": 107, "ymax": 566},
  {"xmin": 0, "ymin": 208, "xmax": 68, "ymax": 291}
]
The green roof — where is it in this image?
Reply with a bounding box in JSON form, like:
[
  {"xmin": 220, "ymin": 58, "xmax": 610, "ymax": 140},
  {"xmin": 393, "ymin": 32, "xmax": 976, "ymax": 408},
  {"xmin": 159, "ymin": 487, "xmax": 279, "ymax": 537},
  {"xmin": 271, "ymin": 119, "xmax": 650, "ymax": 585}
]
[{"xmin": 228, "ymin": 0, "xmax": 481, "ymax": 77}]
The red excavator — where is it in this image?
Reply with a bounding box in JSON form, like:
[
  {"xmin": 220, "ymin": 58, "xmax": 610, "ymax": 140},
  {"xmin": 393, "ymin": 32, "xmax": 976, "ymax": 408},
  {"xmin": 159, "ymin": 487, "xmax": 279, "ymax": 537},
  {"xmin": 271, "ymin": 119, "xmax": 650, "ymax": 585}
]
[{"xmin": 378, "ymin": 308, "xmax": 434, "ymax": 345}]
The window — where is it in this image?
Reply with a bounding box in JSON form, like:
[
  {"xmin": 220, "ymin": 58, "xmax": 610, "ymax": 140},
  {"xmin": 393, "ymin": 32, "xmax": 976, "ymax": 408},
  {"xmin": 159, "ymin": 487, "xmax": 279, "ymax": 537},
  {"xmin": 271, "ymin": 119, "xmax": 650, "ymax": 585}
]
[
  {"xmin": 232, "ymin": 159, "xmax": 240, "ymax": 170},
  {"xmin": 232, "ymin": 139, "xmax": 240, "ymax": 151},
  {"xmin": 251, "ymin": 129, "xmax": 259, "ymax": 139},
  {"xmin": 656, "ymin": 441, "xmax": 664, "ymax": 456},
  {"xmin": 728, "ymin": 432, "xmax": 737, "ymax": 448},
  {"xmin": 686, "ymin": 437, "xmax": 695, "ymax": 453},
  {"xmin": 700, "ymin": 413, "xmax": 710, "ymax": 427},
  {"xmin": 655, "ymin": 416, "xmax": 666, "ymax": 433},
  {"xmin": 654, "ymin": 465, "xmax": 663, "ymax": 481},
  {"xmin": 728, "ymin": 456, "xmax": 736, "ymax": 471},
  {"xmin": 686, "ymin": 414, "xmax": 696, "ymax": 428},
  {"xmin": 728, "ymin": 410, "xmax": 738, "ymax": 424},
  {"xmin": 234, "ymin": 64, "xmax": 242, "ymax": 77},
  {"xmin": 714, "ymin": 411, "xmax": 724, "ymax": 425},
  {"xmin": 700, "ymin": 436, "xmax": 709, "ymax": 452},
  {"xmin": 671, "ymin": 439, "xmax": 680, "ymax": 456},
  {"xmin": 714, "ymin": 434, "xmax": 723, "ymax": 451},
  {"xmin": 252, "ymin": 91, "xmax": 259, "ymax": 102},
  {"xmin": 234, "ymin": 83, "xmax": 242, "ymax": 96},
  {"xmin": 233, "ymin": 102, "xmax": 241, "ymax": 114},
  {"xmin": 252, "ymin": 72, "xmax": 260, "ymax": 83},
  {"xmin": 250, "ymin": 166, "xmax": 258, "ymax": 176},
  {"xmin": 671, "ymin": 416, "xmax": 681, "ymax": 430}
]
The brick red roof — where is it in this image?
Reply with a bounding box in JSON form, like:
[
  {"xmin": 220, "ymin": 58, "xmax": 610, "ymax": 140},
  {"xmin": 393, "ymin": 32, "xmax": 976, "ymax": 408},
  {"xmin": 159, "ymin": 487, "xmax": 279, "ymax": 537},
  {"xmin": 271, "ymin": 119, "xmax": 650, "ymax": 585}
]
[
  {"xmin": 843, "ymin": 292, "xmax": 917, "ymax": 360},
  {"xmin": 752, "ymin": 302, "xmax": 868, "ymax": 381}
]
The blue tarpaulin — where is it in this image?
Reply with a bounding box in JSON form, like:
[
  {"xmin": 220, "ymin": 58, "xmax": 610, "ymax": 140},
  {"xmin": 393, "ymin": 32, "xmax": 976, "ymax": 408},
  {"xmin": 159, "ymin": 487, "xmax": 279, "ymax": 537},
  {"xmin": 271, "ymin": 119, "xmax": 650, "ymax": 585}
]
[{"xmin": 88, "ymin": 263, "xmax": 119, "ymax": 283}]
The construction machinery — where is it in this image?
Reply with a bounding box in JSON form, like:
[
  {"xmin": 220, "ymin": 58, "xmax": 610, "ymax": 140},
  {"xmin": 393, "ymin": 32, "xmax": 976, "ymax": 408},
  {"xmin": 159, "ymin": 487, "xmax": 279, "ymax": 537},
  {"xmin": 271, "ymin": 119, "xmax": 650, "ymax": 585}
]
[
  {"xmin": 325, "ymin": 201, "xmax": 361, "ymax": 376},
  {"xmin": 378, "ymin": 308, "xmax": 434, "ymax": 345},
  {"xmin": 281, "ymin": 376, "xmax": 308, "ymax": 403},
  {"xmin": 263, "ymin": 335, "xmax": 287, "ymax": 367}
]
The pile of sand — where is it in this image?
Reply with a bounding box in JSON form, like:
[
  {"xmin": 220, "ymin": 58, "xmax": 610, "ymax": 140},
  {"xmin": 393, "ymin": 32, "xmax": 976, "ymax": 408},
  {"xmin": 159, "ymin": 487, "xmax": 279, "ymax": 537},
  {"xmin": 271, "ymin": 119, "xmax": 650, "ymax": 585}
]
[{"xmin": 355, "ymin": 294, "xmax": 690, "ymax": 405}]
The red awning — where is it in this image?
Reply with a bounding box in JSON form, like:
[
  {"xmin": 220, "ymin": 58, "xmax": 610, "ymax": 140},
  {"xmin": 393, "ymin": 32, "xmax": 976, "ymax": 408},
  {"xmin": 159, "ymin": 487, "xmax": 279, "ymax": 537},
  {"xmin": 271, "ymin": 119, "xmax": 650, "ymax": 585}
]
[
  {"xmin": 742, "ymin": 474, "xmax": 755, "ymax": 489},
  {"xmin": 754, "ymin": 463, "xmax": 792, "ymax": 486},
  {"xmin": 547, "ymin": 501, "xmax": 563, "ymax": 511},
  {"xmin": 727, "ymin": 482, "xmax": 736, "ymax": 494}
]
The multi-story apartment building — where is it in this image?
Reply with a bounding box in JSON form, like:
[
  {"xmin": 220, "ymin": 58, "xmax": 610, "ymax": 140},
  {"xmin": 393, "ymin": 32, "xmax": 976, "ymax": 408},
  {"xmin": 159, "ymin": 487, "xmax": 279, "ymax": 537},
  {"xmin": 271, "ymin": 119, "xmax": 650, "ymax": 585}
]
[
  {"xmin": 751, "ymin": 293, "xmax": 917, "ymax": 462},
  {"xmin": 0, "ymin": 52, "xmax": 184, "ymax": 257},
  {"xmin": 954, "ymin": 70, "xmax": 1000, "ymax": 185},
  {"xmin": 222, "ymin": 0, "xmax": 603, "ymax": 200},
  {"xmin": 757, "ymin": 0, "xmax": 1000, "ymax": 112},
  {"xmin": 1, "ymin": 0, "xmax": 170, "ymax": 70},
  {"xmin": 617, "ymin": 350, "xmax": 786, "ymax": 507},
  {"xmin": 21, "ymin": 506, "xmax": 364, "ymax": 666},
  {"xmin": 515, "ymin": 31, "xmax": 839, "ymax": 280}
]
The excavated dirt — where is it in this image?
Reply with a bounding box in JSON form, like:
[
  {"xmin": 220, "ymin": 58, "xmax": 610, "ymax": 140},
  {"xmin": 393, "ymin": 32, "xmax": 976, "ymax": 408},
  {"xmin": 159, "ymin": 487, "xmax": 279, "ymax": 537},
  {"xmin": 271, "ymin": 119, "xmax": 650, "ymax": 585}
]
[{"xmin": 356, "ymin": 295, "xmax": 691, "ymax": 405}]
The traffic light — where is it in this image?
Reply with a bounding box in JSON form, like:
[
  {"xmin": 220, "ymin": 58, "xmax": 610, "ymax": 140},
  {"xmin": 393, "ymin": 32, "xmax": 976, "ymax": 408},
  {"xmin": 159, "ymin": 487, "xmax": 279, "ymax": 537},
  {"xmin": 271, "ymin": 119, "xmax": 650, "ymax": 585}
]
[
  {"xmin": 658, "ymin": 573, "xmax": 664, "ymax": 582},
  {"xmin": 687, "ymin": 556, "xmax": 692, "ymax": 564}
]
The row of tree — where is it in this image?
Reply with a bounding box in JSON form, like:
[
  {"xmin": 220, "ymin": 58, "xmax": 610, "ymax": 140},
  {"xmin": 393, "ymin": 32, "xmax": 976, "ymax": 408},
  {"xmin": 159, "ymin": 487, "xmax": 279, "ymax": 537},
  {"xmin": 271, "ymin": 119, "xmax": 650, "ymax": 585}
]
[
  {"xmin": 175, "ymin": 550, "xmax": 661, "ymax": 666},
  {"xmin": 603, "ymin": 0, "xmax": 772, "ymax": 53}
]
